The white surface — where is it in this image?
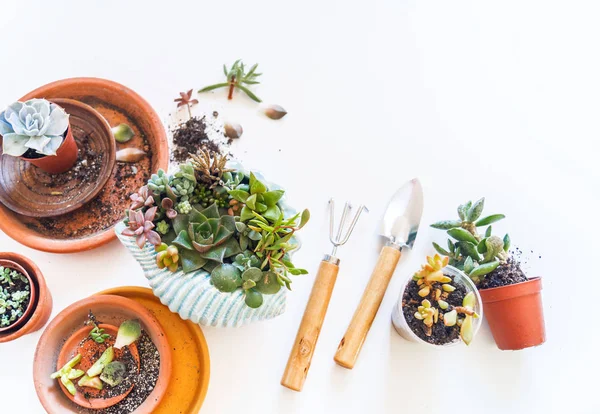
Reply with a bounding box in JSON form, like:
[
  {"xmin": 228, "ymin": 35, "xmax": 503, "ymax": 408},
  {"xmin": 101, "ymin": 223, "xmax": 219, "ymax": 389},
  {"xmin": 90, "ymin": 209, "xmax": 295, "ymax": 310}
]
[{"xmin": 1, "ymin": 1, "xmax": 598, "ymax": 413}]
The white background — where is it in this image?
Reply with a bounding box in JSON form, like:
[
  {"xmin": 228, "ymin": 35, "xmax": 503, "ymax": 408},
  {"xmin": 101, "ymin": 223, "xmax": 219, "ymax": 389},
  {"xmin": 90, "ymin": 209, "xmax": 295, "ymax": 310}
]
[{"xmin": 1, "ymin": 1, "xmax": 599, "ymax": 413}]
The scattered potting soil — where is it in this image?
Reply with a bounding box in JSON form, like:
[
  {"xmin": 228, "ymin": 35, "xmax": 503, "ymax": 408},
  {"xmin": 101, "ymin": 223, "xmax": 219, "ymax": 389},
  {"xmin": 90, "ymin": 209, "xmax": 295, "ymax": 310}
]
[
  {"xmin": 402, "ymin": 276, "xmax": 467, "ymax": 345},
  {"xmin": 171, "ymin": 116, "xmax": 222, "ymax": 163},
  {"xmin": 478, "ymin": 257, "xmax": 528, "ymax": 290},
  {"xmin": 43, "ymin": 133, "xmax": 104, "ymax": 188},
  {"xmin": 21, "ymin": 119, "xmax": 151, "ymax": 240},
  {"xmin": 79, "ymin": 332, "xmax": 160, "ymax": 414}
]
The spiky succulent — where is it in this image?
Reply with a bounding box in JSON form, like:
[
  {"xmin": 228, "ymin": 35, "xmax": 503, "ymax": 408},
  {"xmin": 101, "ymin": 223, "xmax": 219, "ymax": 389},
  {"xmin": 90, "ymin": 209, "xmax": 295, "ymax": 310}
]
[
  {"xmin": 171, "ymin": 163, "xmax": 197, "ymax": 201},
  {"xmin": 190, "ymin": 149, "xmax": 233, "ymax": 189},
  {"xmin": 430, "ymin": 198, "xmax": 510, "ymax": 284}
]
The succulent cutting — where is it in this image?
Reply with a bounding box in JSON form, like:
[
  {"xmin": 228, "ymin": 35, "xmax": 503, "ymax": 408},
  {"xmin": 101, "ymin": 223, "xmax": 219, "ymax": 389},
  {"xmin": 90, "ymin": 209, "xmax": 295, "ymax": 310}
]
[
  {"xmin": 122, "ymin": 149, "xmax": 309, "ymax": 308},
  {"xmin": 198, "ymin": 59, "xmax": 262, "ymax": 102},
  {"xmin": 0, "ymin": 98, "xmax": 70, "ymax": 157}
]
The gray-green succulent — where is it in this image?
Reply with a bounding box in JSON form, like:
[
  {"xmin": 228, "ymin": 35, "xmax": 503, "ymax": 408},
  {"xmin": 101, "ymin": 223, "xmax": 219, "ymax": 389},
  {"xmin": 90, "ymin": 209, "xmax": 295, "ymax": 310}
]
[
  {"xmin": 171, "ymin": 163, "xmax": 197, "ymax": 201},
  {"xmin": 0, "ymin": 266, "xmax": 30, "ymax": 328},
  {"xmin": 431, "ymin": 198, "xmax": 510, "ymax": 284}
]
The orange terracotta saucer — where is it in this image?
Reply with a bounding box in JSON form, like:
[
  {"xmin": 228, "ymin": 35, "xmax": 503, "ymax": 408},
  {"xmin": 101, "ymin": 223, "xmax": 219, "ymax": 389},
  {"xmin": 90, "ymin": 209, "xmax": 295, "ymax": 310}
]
[
  {"xmin": 96, "ymin": 287, "xmax": 211, "ymax": 414},
  {"xmin": 34, "ymin": 295, "xmax": 172, "ymax": 414}
]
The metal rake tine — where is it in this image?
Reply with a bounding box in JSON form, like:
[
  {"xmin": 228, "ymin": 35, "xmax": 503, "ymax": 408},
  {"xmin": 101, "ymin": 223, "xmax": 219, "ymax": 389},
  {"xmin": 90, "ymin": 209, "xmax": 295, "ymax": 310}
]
[
  {"xmin": 335, "ymin": 202, "xmax": 352, "ymax": 243},
  {"xmin": 337, "ymin": 205, "xmax": 367, "ymax": 245}
]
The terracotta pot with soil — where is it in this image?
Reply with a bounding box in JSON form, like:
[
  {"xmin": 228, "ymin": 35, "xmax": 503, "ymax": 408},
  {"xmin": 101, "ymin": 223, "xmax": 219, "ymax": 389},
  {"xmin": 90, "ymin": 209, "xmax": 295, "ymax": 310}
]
[
  {"xmin": 430, "ymin": 198, "xmax": 546, "ymax": 351},
  {"xmin": 392, "ymin": 255, "xmax": 483, "ymax": 347},
  {"xmin": 0, "ymin": 252, "xmax": 52, "ymax": 343},
  {"xmin": 34, "ymin": 295, "xmax": 172, "ymax": 414},
  {"xmin": 20, "ymin": 124, "xmax": 78, "ymax": 174}
]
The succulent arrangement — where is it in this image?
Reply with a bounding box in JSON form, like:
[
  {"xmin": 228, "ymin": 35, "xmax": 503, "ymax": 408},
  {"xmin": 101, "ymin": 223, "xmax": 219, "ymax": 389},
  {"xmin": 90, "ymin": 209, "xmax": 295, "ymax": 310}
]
[
  {"xmin": 0, "ymin": 265, "xmax": 30, "ymax": 328},
  {"xmin": 51, "ymin": 319, "xmax": 141, "ymax": 395},
  {"xmin": 402, "ymin": 255, "xmax": 479, "ymax": 345},
  {"xmin": 430, "ymin": 198, "xmax": 510, "ymax": 284},
  {"xmin": 0, "ymin": 99, "xmax": 69, "ymax": 157},
  {"xmin": 122, "ymin": 149, "xmax": 309, "ymax": 308}
]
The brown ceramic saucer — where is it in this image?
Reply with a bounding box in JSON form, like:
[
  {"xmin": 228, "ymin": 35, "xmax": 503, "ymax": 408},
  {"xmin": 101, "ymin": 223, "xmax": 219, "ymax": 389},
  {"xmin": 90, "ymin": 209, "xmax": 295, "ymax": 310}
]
[
  {"xmin": 0, "ymin": 98, "xmax": 115, "ymax": 218},
  {"xmin": 34, "ymin": 295, "xmax": 172, "ymax": 414},
  {"xmin": 0, "ymin": 78, "xmax": 168, "ymax": 253},
  {"xmin": 56, "ymin": 324, "xmax": 139, "ymax": 409}
]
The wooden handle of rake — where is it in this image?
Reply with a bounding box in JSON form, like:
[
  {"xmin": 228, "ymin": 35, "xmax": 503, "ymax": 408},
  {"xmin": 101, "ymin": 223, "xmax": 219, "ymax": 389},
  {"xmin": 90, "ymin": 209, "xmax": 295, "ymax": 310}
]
[
  {"xmin": 334, "ymin": 246, "xmax": 401, "ymax": 369},
  {"xmin": 281, "ymin": 259, "xmax": 339, "ymax": 392}
]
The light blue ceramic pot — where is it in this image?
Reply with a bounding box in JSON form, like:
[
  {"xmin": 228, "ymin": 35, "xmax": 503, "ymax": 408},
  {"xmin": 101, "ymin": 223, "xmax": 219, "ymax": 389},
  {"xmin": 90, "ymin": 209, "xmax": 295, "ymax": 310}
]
[{"xmin": 116, "ymin": 162, "xmax": 300, "ymax": 327}]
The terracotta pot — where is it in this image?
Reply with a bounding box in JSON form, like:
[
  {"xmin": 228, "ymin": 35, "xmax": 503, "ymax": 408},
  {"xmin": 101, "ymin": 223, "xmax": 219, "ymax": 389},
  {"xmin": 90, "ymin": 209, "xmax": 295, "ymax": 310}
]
[
  {"xmin": 0, "ymin": 259, "xmax": 37, "ymax": 333},
  {"xmin": 479, "ymin": 277, "xmax": 545, "ymax": 350},
  {"xmin": 0, "ymin": 77, "xmax": 169, "ymax": 254},
  {"xmin": 0, "ymin": 252, "xmax": 52, "ymax": 342},
  {"xmin": 34, "ymin": 294, "xmax": 172, "ymax": 414},
  {"xmin": 20, "ymin": 125, "xmax": 78, "ymax": 174}
]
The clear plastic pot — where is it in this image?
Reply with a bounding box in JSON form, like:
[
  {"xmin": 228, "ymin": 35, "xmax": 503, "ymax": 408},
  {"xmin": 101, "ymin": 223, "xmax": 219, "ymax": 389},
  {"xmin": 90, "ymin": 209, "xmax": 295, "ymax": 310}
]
[{"xmin": 391, "ymin": 265, "xmax": 483, "ymax": 347}]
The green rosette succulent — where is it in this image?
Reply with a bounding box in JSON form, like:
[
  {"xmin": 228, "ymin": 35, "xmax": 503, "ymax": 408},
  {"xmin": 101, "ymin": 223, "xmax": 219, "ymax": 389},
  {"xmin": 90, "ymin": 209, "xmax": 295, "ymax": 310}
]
[
  {"xmin": 148, "ymin": 169, "xmax": 177, "ymax": 200},
  {"xmin": 171, "ymin": 163, "xmax": 197, "ymax": 201},
  {"xmin": 228, "ymin": 172, "xmax": 285, "ymax": 222},
  {"xmin": 171, "ymin": 203, "xmax": 242, "ymax": 273}
]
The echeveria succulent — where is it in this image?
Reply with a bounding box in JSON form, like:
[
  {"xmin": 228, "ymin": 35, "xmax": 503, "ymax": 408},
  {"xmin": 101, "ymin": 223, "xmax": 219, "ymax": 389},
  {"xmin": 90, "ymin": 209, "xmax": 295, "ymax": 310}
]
[
  {"xmin": 172, "ymin": 204, "xmax": 242, "ymax": 273},
  {"xmin": 0, "ymin": 99, "xmax": 69, "ymax": 157},
  {"xmin": 121, "ymin": 207, "xmax": 161, "ymax": 248}
]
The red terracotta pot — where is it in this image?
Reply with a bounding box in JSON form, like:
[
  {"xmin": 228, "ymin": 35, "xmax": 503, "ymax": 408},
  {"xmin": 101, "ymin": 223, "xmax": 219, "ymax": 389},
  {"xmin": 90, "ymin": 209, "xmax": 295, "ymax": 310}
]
[
  {"xmin": 20, "ymin": 125, "xmax": 78, "ymax": 174},
  {"xmin": 0, "ymin": 252, "xmax": 52, "ymax": 342},
  {"xmin": 479, "ymin": 277, "xmax": 545, "ymax": 350},
  {"xmin": 0, "ymin": 259, "xmax": 37, "ymax": 333}
]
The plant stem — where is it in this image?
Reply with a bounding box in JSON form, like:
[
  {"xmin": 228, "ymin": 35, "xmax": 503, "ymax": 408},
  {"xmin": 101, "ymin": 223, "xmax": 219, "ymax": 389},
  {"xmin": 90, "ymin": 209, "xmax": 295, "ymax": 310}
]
[
  {"xmin": 228, "ymin": 76, "xmax": 236, "ymax": 100},
  {"xmin": 187, "ymin": 104, "xmax": 192, "ymax": 119}
]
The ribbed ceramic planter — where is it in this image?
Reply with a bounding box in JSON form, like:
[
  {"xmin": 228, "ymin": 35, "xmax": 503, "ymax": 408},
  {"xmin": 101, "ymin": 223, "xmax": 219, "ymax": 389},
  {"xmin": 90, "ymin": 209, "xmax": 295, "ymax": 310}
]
[{"xmin": 117, "ymin": 164, "xmax": 299, "ymax": 327}]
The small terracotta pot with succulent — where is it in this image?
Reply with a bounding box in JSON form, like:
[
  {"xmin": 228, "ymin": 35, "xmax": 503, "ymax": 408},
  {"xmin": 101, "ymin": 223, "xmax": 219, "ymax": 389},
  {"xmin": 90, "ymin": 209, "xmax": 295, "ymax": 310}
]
[
  {"xmin": 430, "ymin": 198, "xmax": 545, "ymax": 350},
  {"xmin": 392, "ymin": 254, "xmax": 483, "ymax": 347},
  {"xmin": 0, "ymin": 98, "xmax": 78, "ymax": 174},
  {"xmin": 0, "ymin": 252, "xmax": 52, "ymax": 343}
]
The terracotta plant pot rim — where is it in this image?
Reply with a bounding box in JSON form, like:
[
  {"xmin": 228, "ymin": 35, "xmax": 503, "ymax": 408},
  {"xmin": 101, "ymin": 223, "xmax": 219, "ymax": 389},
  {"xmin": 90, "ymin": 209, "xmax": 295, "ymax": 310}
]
[
  {"xmin": 0, "ymin": 77, "xmax": 169, "ymax": 254},
  {"xmin": 0, "ymin": 258, "xmax": 37, "ymax": 333},
  {"xmin": 479, "ymin": 277, "xmax": 542, "ymax": 303},
  {"xmin": 0, "ymin": 252, "xmax": 52, "ymax": 343}
]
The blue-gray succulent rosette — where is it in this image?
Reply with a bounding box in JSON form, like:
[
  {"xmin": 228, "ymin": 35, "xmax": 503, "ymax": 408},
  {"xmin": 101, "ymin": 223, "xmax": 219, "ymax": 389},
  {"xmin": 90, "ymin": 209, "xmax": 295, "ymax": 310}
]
[
  {"xmin": 116, "ymin": 157, "xmax": 309, "ymax": 327},
  {"xmin": 0, "ymin": 99, "xmax": 69, "ymax": 157}
]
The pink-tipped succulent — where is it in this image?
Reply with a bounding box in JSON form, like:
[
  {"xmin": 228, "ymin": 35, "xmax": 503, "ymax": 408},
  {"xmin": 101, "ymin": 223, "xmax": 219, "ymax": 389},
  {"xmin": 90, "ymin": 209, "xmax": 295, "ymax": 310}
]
[
  {"xmin": 129, "ymin": 185, "xmax": 154, "ymax": 210},
  {"xmin": 122, "ymin": 207, "xmax": 161, "ymax": 248},
  {"xmin": 161, "ymin": 198, "xmax": 178, "ymax": 219}
]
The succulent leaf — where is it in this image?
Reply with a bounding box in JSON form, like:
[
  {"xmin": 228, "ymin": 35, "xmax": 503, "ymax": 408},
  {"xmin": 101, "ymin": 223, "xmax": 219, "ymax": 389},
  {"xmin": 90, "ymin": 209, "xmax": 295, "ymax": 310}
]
[
  {"xmin": 432, "ymin": 242, "xmax": 451, "ymax": 256},
  {"xmin": 430, "ymin": 220, "xmax": 462, "ymax": 230},
  {"xmin": 447, "ymin": 228, "xmax": 478, "ymax": 244},
  {"xmin": 469, "ymin": 261, "xmax": 500, "ymax": 279},
  {"xmin": 467, "ymin": 198, "xmax": 485, "ymax": 222},
  {"xmin": 457, "ymin": 241, "xmax": 481, "ymax": 261},
  {"xmin": 476, "ymin": 214, "xmax": 505, "ymax": 227}
]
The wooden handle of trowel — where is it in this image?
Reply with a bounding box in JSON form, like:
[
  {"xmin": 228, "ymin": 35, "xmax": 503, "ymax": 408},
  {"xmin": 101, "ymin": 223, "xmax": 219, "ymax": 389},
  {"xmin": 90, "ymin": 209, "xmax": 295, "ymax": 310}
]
[
  {"xmin": 334, "ymin": 246, "xmax": 401, "ymax": 369},
  {"xmin": 281, "ymin": 259, "xmax": 339, "ymax": 392}
]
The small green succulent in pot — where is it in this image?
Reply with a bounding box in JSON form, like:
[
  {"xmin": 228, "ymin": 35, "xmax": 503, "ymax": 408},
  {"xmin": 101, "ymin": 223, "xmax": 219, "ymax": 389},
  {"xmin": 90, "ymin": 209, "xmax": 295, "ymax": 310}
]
[
  {"xmin": 0, "ymin": 265, "xmax": 31, "ymax": 328},
  {"xmin": 431, "ymin": 198, "xmax": 509, "ymax": 284},
  {"xmin": 0, "ymin": 99, "xmax": 69, "ymax": 157}
]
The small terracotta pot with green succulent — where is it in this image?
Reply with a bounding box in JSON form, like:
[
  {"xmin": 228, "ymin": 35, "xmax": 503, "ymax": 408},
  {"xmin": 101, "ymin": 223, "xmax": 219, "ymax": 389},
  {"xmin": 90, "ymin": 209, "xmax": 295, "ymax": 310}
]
[
  {"xmin": 430, "ymin": 198, "xmax": 546, "ymax": 350},
  {"xmin": 392, "ymin": 254, "xmax": 483, "ymax": 346},
  {"xmin": 0, "ymin": 260, "xmax": 34, "ymax": 333},
  {"xmin": 117, "ymin": 150, "xmax": 310, "ymax": 327}
]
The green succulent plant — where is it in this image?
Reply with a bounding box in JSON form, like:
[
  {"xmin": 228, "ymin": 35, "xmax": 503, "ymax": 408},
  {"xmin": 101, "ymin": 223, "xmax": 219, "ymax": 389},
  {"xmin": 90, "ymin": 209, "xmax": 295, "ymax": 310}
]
[
  {"xmin": 156, "ymin": 220, "xmax": 170, "ymax": 235},
  {"xmin": 190, "ymin": 184, "xmax": 229, "ymax": 208},
  {"xmin": 172, "ymin": 203, "xmax": 242, "ymax": 273},
  {"xmin": 171, "ymin": 163, "xmax": 197, "ymax": 201},
  {"xmin": 155, "ymin": 243, "xmax": 180, "ymax": 272},
  {"xmin": 431, "ymin": 198, "xmax": 510, "ymax": 284},
  {"xmin": 177, "ymin": 200, "xmax": 192, "ymax": 214},
  {"xmin": 229, "ymin": 172, "xmax": 287, "ymax": 222},
  {"xmin": 0, "ymin": 266, "xmax": 30, "ymax": 328},
  {"xmin": 148, "ymin": 169, "xmax": 171, "ymax": 195}
]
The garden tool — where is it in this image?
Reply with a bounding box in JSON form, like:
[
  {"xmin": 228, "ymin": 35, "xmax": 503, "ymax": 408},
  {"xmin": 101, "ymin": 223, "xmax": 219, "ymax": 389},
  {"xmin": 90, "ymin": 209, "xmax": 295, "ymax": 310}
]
[
  {"xmin": 334, "ymin": 178, "xmax": 423, "ymax": 369},
  {"xmin": 281, "ymin": 200, "xmax": 367, "ymax": 392}
]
